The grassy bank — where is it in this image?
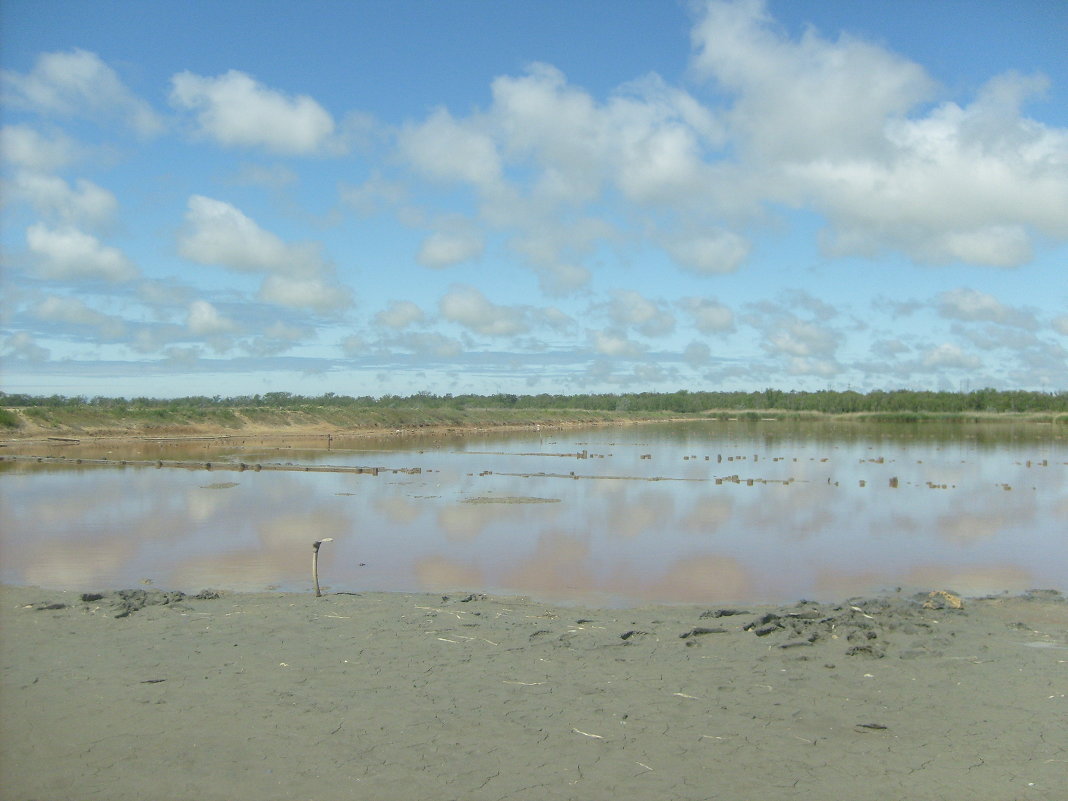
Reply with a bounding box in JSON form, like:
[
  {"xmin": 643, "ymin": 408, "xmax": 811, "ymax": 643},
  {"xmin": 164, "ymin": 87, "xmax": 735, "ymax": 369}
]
[
  {"xmin": 0, "ymin": 404, "xmax": 687, "ymax": 438},
  {"xmin": 2, "ymin": 402, "xmax": 1064, "ymax": 440}
]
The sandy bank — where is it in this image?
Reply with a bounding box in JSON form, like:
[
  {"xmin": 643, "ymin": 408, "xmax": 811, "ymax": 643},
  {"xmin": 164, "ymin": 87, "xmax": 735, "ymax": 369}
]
[{"xmin": 2, "ymin": 585, "xmax": 1066, "ymax": 800}]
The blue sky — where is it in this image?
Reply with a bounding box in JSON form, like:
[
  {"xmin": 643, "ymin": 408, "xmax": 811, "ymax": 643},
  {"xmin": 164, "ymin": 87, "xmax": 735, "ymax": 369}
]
[{"xmin": 2, "ymin": 0, "xmax": 1066, "ymax": 399}]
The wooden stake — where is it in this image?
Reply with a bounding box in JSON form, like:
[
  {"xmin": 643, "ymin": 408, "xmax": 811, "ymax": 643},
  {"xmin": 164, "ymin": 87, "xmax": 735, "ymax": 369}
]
[{"xmin": 312, "ymin": 538, "xmax": 334, "ymax": 597}]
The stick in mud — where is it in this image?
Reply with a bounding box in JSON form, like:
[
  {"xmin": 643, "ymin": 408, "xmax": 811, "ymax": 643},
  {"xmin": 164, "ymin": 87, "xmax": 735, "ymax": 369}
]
[{"xmin": 312, "ymin": 538, "xmax": 334, "ymax": 597}]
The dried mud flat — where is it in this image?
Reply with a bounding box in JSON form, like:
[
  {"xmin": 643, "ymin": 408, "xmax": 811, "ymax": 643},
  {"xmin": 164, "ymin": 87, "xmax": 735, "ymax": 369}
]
[{"xmin": 1, "ymin": 586, "xmax": 1066, "ymax": 801}]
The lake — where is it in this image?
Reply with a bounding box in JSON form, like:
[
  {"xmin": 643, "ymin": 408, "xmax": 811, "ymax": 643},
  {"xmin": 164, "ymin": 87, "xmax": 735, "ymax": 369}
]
[{"xmin": 2, "ymin": 420, "xmax": 1065, "ymax": 605}]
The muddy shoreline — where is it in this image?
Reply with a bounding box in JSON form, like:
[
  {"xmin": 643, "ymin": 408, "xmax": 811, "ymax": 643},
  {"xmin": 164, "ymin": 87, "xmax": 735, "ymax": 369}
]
[{"xmin": 2, "ymin": 584, "xmax": 1066, "ymax": 800}]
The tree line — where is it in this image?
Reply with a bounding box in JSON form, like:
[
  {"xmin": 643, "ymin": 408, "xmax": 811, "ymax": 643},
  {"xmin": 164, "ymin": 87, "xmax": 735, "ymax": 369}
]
[{"xmin": 3, "ymin": 388, "xmax": 1067, "ymax": 415}]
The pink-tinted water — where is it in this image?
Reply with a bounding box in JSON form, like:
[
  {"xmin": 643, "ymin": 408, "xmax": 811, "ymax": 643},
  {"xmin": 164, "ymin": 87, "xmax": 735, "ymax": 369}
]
[{"xmin": 2, "ymin": 422, "xmax": 1065, "ymax": 605}]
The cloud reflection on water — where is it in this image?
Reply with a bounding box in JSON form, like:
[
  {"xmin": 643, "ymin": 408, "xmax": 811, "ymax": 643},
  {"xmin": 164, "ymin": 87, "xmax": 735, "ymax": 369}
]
[{"xmin": 2, "ymin": 422, "xmax": 1065, "ymax": 604}]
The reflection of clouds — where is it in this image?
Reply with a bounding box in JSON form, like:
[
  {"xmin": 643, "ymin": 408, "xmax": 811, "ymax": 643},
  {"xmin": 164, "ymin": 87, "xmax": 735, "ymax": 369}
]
[
  {"xmin": 258, "ymin": 511, "xmax": 350, "ymax": 549},
  {"xmin": 680, "ymin": 494, "xmax": 734, "ymax": 534},
  {"xmin": 5, "ymin": 432, "xmax": 1065, "ymax": 602},
  {"xmin": 938, "ymin": 512, "xmax": 1014, "ymax": 544},
  {"xmin": 936, "ymin": 493, "xmax": 1035, "ymax": 544},
  {"xmin": 502, "ymin": 530, "xmax": 593, "ymax": 595},
  {"xmin": 604, "ymin": 488, "xmax": 675, "ymax": 539},
  {"xmin": 22, "ymin": 538, "xmax": 130, "ymax": 588},
  {"xmin": 739, "ymin": 483, "xmax": 839, "ymax": 541},
  {"xmin": 816, "ymin": 564, "xmax": 1036, "ymax": 599},
  {"xmin": 903, "ymin": 564, "xmax": 1034, "ymax": 595},
  {"xmin": 414, "ymin": 555, "xmax": 483, "ymax": 591},
  {"xmin": 374, "ymin": 495, "xmax": 424, "ymax": 525},
  {"xmin": 168, "ymin": 510, "xmax": 353, "ymax": 590},
  {"xmin": 643, "ymin": 554, "xmax": 752, "ymax": 603},
  {"xmin": 167, "ymin": 549, "xmax": 283, "ymax": 591},
  {"xmin": 437, "ymin": 498, "xmax": 562, "ymax": 543},
  {"xmin": 185, "ymin": 486, "xmax": 234, "ymax": 521}
]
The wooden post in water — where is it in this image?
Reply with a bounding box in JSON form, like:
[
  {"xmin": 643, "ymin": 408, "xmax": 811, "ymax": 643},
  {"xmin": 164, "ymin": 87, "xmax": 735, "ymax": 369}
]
[{"xmin": 312, "ymin": 538, "xmax": 334, "ymax": 597}]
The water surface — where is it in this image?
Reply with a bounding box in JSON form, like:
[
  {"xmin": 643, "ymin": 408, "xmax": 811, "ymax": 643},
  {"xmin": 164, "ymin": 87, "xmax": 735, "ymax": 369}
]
[{"xmin": 2, "ymin": 420, "xmax": 1065, "ymax": 605}]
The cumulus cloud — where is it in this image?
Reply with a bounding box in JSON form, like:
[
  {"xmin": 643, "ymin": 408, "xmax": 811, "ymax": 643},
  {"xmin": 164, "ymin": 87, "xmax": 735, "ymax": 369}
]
[
  {"xmin": 688, "ymin": 0, "xmax": 1068, "ymax": 268},
  {"xmin": 1054, "ymin": 316, "xmax": 1068, "ymax": 337},
  {"xmin": 1, "ymin": 332, "xmax": 50, "ymax": 361},
  {"xmin": 691, "ymin": 0, "xmax": 934, "ymax": 162},
  {"xmin": 921, "ymin": 343, "xmax": 982, "ymax": 369},
  {"xmin": 2, "ymin": 49, "xmax": 163, "ymax": 135},
  {"xmin": 388, "ymin": 332, "xmax": 465, "ymax": 359},
  {"xmin": 170, "ymin": 70, "xmax": 339, "ymax": 155},
  {"xmin": 187, "ymin": 300, "xmax": 238, "ymax": 336},
  {"xmin": 606, "ymin": 290, "xmax": 675, "ymax": 337},
  {"xmin": 398, "ymin": 107, "xmax": 503, "ymax": 189},
  {"xmin": 9, "ymin": 172, "xmax": 117, "ymax": 229},
  {"xmin": 680, "ymin": 297, "xmax": 735, "ymax": 333},
  {"xmin": 31, "ymin": 295, "xmax": 125, "ymax": 338},
  {"xmin": 179, "ymin": 195, "xmax": 324, "ymax": 275},
  {"xmin": 662, "ymin": 230, "xmax": 750, "ymax": 275},
  {"xmin": 258, "ymin": 275, "xmax": 350, "ymax": 313},
  {"xmin": 374, "ymin": 300, "xmax": 425, "ymax": 330},
  {"xmin": 937, "ymin": 288, "xmax": 1036, "ymax": 329},
  {"xmin": 683, "ymin": 341, "xmax": 712, "ymax": 365},
  {"xmin": 417, "ymin": 218, "xmax": 484, "ymax": 268},
  {"xmin": 439, "ymin": 285, "xmax": 528, "ymax": 337},
  {"xmin": 26, "ymin": 223, "xmax": 137, "ymax": 282},
  {"xmin": 0, "ymin": 124, "xmax": 78, "ymax": 171},
  {"xmin": 394, "ymin": 61, "xmax": 735, "ymax": 288},
  {"xmin": 178, "ymin": 196, "xmax": 351, "ymax": 312},
  {"xmin": 762, "ymin": 318, "xmax": 838, "ymax": 359},
  {"xmin": 591, "ymin": 329, "xmax": 646, "ymax": 358}
]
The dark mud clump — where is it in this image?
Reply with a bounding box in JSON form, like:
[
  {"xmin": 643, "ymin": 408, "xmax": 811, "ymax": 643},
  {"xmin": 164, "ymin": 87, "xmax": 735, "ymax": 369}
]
[
  {"xmin": 79, "ymin": 588, "xmax": 221, "ymax": 617},
  {"xmin": 736, "ymin": 594, "xmax": 964, "ymax": 659}
]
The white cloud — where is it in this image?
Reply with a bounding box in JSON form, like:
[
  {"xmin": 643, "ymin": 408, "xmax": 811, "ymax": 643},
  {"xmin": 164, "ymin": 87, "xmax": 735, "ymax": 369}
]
[
  {"xmin": 170, "ymin": 70, "xmax": 338, "ymax": 155},
  {"xmin": 439, "ymin": 285, "xmax": 528, "ymax": 337},
  {"xmin": 187, "ymin": 300, "xmax": 238, "ymax": 336},
  {"xmin": 764, "ymin": 319, "xmax": 837, "ymax": 359},
  {"xmin": 606, "ymin": 290, "xmax": 675, "ymax": 337},
  {"xmin": 179, "ymin": 195, "xmax": 322, "ymax": 277},
  {"xmin": 374, "ymin": 300, "xmax": 425, "ymax": 330},
  {"xmin": 258, "ymin": 275, "xmax": 351, "ymax": 313},
  {"xmin": 591, "ymin": 329, "xmax": 646, "ymax": 358},
  {"xmin": 680, "ymin": 297, "xmax": 735, "ymax": 333},
  {"xmin": 787, "ymin": 356, "xmax": 840, "ymax": 378},
  {"xmin": 417, "ymin": 219, "xmax": 484, "ymax": 268},
  {"xmin": 389, "ymin": 332, "xmax": 464, "ymax": 359},
  {"xmin": 691, "ymin": 0, "xmax": 934, "ymax": 162},
  {"xmin": 339, "ymin": 171, "xmax": 409, "ymax": 215},
  {"xmin": 398, "ymin": 107, "xmax": 502, "ymax": 189},
  {"xmin": 1053, "ymin": 316, "xmax": 1068, "ymax": 337},
  {"xmin": 2, "ymin": 49, "xmax": 163, "ymax": 135},
  {"xmin": 937, "ymin": 288, "xmax": 1036, "ymax": 328},
  {"xmin": 0, "ymin": 124, "xmax": 78, "ymax": 171},
  {"xmin": 683, "ymin": 341, "xmax": 712, "ymax": 365},
  {"xmin": 663, "ymin": 230, "xmax": 750, "ymax": 275},
  {"xmin": 689, "ymin": 1, "xmax": 1068, "ymax": 268},
  {"xmin": 9, "ymin": 172, "xmax": 117, "ymax": 229},
  {"xmin": 922, "ymin": 343, "xmax": 982, "ymax": 369},
  {"xmin": 1, "ymin": 332, "xmax": 50, "ymax": 361},
  {"xmin": 26, "ymin": 223, "xmax": 137, "ymax": 282},
  {"xmin": 31, "ymin": 295, "xmax": 125, "ymax": 338},
  {"xmin": 178, "ymin": 196, "xmax": 351, "ymax": 312}
]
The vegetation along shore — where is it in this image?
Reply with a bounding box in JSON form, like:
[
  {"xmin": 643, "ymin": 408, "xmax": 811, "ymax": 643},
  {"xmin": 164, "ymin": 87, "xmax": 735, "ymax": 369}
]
[{"xmin": 2, "ymin": 388, "xmax": 1066, "ymax": 440}]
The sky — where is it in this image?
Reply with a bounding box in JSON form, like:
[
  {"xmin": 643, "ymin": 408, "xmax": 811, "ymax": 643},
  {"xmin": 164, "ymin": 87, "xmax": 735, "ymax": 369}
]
[{"xmin": 1, "ymin": 0, "xmax": 1066, "ymax": 399}]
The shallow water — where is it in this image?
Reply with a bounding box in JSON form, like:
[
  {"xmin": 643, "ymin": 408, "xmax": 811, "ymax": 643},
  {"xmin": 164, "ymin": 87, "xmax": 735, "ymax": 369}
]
[{"xmin": 2, "ymin": 420, "xmax": 1065, "ymax": 605}]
